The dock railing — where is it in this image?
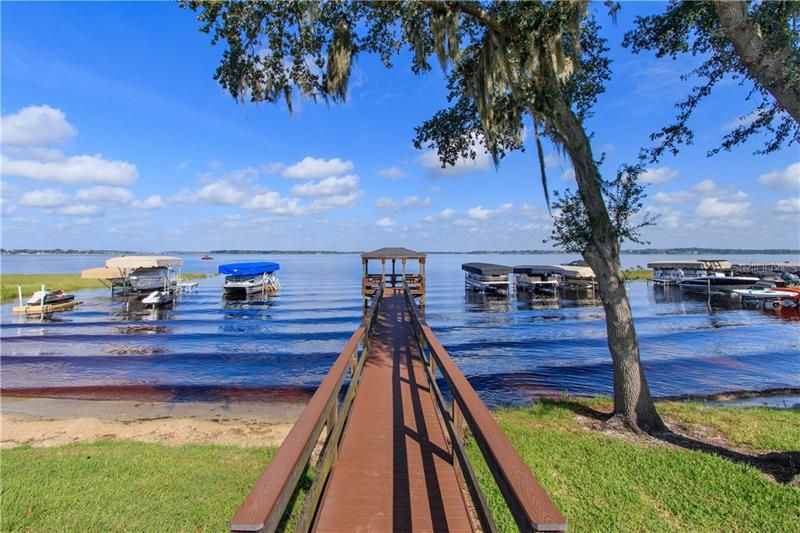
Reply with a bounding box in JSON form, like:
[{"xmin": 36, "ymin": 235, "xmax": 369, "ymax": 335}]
[
  {"xmin": 402, "ymin": 283, "xmax": 566, "ymax": 532},
  {"xmin": 230, "ymin": 281, "xmax": 384, "ymax": 533}
]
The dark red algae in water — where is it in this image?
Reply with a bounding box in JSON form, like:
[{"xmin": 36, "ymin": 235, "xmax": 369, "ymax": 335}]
[{"xmin": 0, "ymin": 384, "xmax": 315, "ymax": 403}]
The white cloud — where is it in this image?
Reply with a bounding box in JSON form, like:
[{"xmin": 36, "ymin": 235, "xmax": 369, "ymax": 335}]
[
  {"xmin": 560, "ymin": 168, "xmax": 576, "ymax": 182},
  {"xmin": 693, "ymin": 179, "xmax": 718, "ymax": 193},
  {"xmin": 176, "ymin": 160, "xmax": 189, "ymax": 171},
  {"xmin": 263, "ymin": 162, "xmax": 286, "ymax": 174},
  {"xmin": 243, "ymin": 191, "xmax": 308, "ymax": 216},
  {"xmin": 467, "ymin": 203, "xmax": 512, "ymax": 220},
  {"xmin": 1, "ymin": 153, "xmax": 138, "ymax": 185},
  {"xmin": 722, "ymin": 110, "xmax": 762, "ymax": 132},
  {"xmin": 19, "ymin": 188, "xmax": 68, "ymax": 207},
  {"xmin": 272, "ymin": 198, "xmax": 305, "ymax": 216},
  {"xmin": 643, "ymin": 205, "xmax": 681, "ymax": 229},
  {"xmin": 291, "ymin": 175, "xmax": 360, "ymax": 197},
  {"xmin": 652, "ymin": 179, "xmax": 722, "ymax": 203},
  {"xmin": 281, "ymin": 157, "xmax": 354, "ymax": 179},
  {"xmin": 640, "ymin": 167, "xmax": 677, "ymax": 184},
  {"xmin": 418, "ymin": 138, "xmax": 492, "ymax": 177},
  {"xmin": 375, "ymin": 197, "xmax": 399, "ymax": 209},
  {"xmin": 378, "ymin": 166, "xmax": 407, "ymax": 179},
  {"xmin": 75, "ymin": 186, "xmax": 133, "ymax": 204},
  {"xmin": 423, "ymin": 208, "xmax": 457, "ymax": 223},
  {"xmin": 195, "ymin": 181, "xmax": 247, "ymax": 205},
  {"xmin": 375, "ymin": 217, "xmax": 396, "ymax": 228},
  {"xmin": 0, "ymin": 198, "xmax": 15, "ymax": 216},
  {"xmin": 652, "ymin": 191, "xmax": 694, "ymax": 203},
  {"xmin": 131, "ymin": 195, "xmax": 166, "ymax": 209},
  {"xmin": 518, "ymin": 203, "xmax": 550, "ymax": 221},
  {"xmin": 375, "ymin": 195, "xmax": 431, "ymax": 211},
  {"xmin": 694, "ymin": 194, "xmax": 750, "ymax": 218},
  {"xmin": 543, "ymin": 153, "xmax": 560, "ymax": 168},
  {"xmin": 0, "ymin": 105, "xmax": 76, "ymax": 145},
  {"xmin": 309, "ymin": 191, "xmax": 363, "ymax": 211},
  {"xmin": 243, "ymin": 191, "xmax": 282, "ymax": 210},
  {"xmin": 775, "ymin": 196, "xmax": 800, "ymax": 214},
  {"xmin": 759, "ymin": 162, "xmax": 800, "ymax": 191},
  {"xmin": 57, "ymin": 204, "xmax": 104, "ymax": 216}
]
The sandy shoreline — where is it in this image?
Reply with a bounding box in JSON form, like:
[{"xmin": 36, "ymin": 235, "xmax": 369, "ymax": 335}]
[{"xmin": 0, "ymin": 396, "xmax": 304, "ymax": 449}]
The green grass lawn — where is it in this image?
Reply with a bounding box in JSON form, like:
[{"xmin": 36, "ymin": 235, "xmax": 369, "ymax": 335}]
[
  {"xmin": 2, "ymin": 400, "xmax": 797, "ymax": 532},
  {"xmin": 0, "ymin": 273, "xmax": 211, "ymax": 303},
  {"xmin": 1, "ymin": 442, "xmax": 277, "ymax": 532},
  {"xmin": 623, "ymin": 269, "xmax": 653, "ymax": 281},
  {"xmin": 467, "ymin": 399, "xmax": 800, "ymax": 532}
]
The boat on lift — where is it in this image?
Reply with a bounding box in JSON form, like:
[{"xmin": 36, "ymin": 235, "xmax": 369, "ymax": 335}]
[
  {"xmin": 219, "ymin": 262, "xmax": 281, "ymax": 296},
  {"xmin": 462, "ymin": 263, "xmax": 513, "ymax": 294},
  {"xmin": 141, "ymin": 290, "xmax": 174, "ymax": 308},
  {"xmin": 679, "ymin": 272, "xmax": 760, "ymax": 293},
  {"xmin": 26, "ymin": 289, "xmax": 75, "ymax": 306}
]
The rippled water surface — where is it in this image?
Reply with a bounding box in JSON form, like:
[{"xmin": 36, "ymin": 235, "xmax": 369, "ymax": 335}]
[{"xmin": 2, "ymin": 254, "xmax": 799, "ymax": 406}]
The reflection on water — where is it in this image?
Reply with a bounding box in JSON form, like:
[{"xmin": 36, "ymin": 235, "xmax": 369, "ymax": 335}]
[{"xmin": 1, "ymin": 254, "xmax": 799, "ymax": 406}]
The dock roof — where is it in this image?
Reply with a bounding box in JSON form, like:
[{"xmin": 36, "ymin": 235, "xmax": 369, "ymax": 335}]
[
  {"xmin": 514, "ymin": 264, "xmax": 595, "ymax": 278},
  {"xmin": 462, "ymin": 262, "xmax": 512, "ymax": 276},
  {"xmin": 361, "ymin": 247, "xmax": 426, "ymax": 260}
]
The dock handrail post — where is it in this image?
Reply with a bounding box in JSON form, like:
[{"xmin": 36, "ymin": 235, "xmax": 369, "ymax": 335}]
[
  {"xmin": 40, "ymin": 284, "xmax": 46, "ymax": 320},
  {"xmin": 17, "ymin": 286, "xmax": 23, "ymax": 306}
]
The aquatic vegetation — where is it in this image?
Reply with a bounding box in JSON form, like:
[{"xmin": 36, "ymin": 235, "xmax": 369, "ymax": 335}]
[{"xmin": 0, "ymin": 273, "xmax": 210, "ymax": 303}]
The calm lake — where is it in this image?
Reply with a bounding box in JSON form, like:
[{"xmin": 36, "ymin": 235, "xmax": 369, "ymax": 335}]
[{"xmin": 2, "ymin": 253, "xmax": 799, "ymax": 406}]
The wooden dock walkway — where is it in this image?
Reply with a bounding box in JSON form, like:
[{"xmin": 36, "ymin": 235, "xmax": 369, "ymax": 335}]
[
  {"xmin": 314, "ymin": 289, "xmax": 473, "ymax": 531},
  {"xmin": 231, "ymin": 282, "xmax": 565, "ymax": 532}
]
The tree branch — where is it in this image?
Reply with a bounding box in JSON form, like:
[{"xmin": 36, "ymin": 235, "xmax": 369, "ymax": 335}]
[
  {"xmin": 713, "ymin": 0, "xmax": 800, "ymax": 124},
  {"xmin": 420, "ymin": 0, "xmax": 515, "ymax": 39}
]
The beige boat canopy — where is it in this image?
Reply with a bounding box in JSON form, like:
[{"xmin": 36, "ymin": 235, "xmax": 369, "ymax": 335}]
[
  {"xmin": 513, "ymin": 264, "xmax": 595, "ymax": 279},
  {"xmin": 104, "ymin": 256, "xmax": 183, "ymax": 269},
  {"xmin": 81, "ymin": 256, "xmax": 183, "ymax": 280}
]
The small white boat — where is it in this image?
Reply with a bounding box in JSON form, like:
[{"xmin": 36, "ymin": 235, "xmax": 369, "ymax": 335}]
[
  {"xmin": 732, "ymin": 288, "xmax": 799, "ymax": 299},
  {"xmin": 26, "ymin": 289, "xmax": 75, "ymax": 306},
  {"xmin": 142, "ymin": 290, "xmax": 174, "ymax": 307}
]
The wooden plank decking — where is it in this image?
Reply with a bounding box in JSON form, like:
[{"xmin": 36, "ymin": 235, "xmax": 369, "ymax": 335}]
[{"xmin": 313, "ymin": 289, "xmax": 475, "ymax": 532}]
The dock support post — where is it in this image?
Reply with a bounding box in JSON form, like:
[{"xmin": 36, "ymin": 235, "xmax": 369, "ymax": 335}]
[
  {"xmin": 40, "ymin": 284, "xmax": 45, "ymax": 321},
  {"xmin": 17, "ymin": 286, "xmax": 22, "ymax": 306},
  {"xmin": 362, "ymin": 259, "xmax": 368, "ymax": 310},
  {"xmin": 420, "ymin": 259, "xmax": 426, "ymax": 306}
]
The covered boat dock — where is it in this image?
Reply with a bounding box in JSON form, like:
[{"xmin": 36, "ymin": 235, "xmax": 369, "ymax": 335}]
[
  {"xmin": 361, "ymin": 247, "xmax": 426, "ymax": 306},
  {"xmin": 80, "ymin": 256, "xmax": 183, "ymax": 295},
  {"xmin": 462, "ymin": 262, "xmax": 513, "ymax": 294}
]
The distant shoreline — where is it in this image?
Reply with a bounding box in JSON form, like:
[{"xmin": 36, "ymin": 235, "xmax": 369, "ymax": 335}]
[{"xmin": 3, "ymin": 248, "xmax": 799, "ymax": 256}]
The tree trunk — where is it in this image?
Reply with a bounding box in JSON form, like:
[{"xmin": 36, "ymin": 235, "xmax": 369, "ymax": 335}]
[
  {"xmin": 713, "ymin": 0, "xmax": 800, "ymax": 124},
  {"xmin": 550, "ymin": 98, "xmax": 666, "ymax": 434}
]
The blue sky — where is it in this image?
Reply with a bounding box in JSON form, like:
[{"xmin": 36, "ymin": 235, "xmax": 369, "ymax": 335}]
[{"xmin": 1, "ymin": 1, "xmax": 798, "ymax": 251}]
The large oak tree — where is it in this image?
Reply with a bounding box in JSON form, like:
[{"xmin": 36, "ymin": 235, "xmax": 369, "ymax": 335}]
[{"xmin": 184, "ymin": 0, "xmax": 666, "ymax": 433}]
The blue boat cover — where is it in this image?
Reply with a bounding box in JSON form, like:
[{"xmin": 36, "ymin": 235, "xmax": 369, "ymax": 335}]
[{"xmin": 218, "ymin": 262, "xmax": 280, "ymax": 276}]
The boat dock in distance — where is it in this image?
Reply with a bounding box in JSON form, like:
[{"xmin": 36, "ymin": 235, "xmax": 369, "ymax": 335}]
[
  {"xmin": 232, "ymin": 248, "xmax": 565, "ymax": 532},
  {"xmin": 462, "ymin": 260, "xmax": 598, "ymax": 297}
]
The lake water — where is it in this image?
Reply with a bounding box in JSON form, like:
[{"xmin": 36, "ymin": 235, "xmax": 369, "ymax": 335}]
[{"xmin": 1, "ymin": 253, "xmax": 799, "ymax": 407}]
